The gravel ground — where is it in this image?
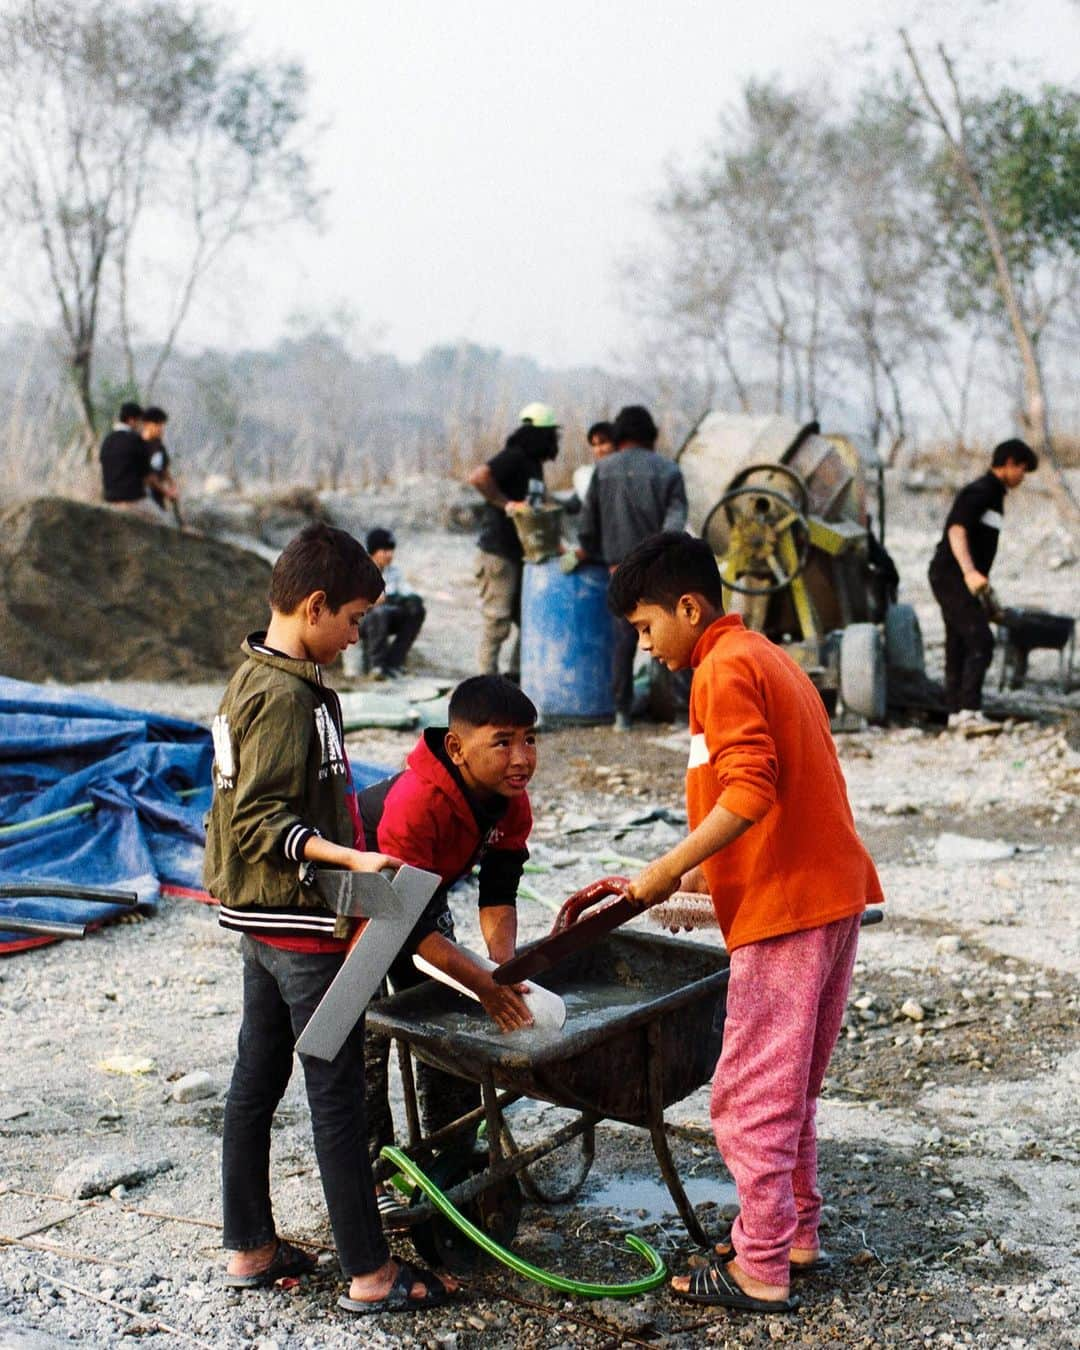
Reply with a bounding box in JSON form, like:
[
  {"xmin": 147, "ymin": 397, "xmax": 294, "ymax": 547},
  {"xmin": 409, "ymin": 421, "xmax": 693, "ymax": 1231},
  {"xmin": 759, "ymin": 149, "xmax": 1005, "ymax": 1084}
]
[{"xmin": 2, "ymin": 478, "xmax": 1078, "ymax": 1348}]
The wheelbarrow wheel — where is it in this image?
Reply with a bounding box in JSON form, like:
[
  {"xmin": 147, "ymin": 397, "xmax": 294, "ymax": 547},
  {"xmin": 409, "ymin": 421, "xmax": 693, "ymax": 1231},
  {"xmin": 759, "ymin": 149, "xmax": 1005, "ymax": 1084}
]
[{"xmin": 408, "ymin": 1145, "xmax": 523, "ymax": 1276}]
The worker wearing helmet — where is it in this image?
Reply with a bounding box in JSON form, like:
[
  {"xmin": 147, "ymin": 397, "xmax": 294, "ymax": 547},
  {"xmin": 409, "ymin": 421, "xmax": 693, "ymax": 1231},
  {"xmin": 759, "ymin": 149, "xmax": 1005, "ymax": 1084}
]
[{"xmin": 467, "ymin": 403, "xmax": 560, "ymax": 680}]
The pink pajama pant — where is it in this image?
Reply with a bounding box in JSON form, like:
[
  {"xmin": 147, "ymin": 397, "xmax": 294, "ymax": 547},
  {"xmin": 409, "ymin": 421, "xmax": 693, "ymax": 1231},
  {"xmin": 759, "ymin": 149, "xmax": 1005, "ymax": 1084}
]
[{"xmin": 711, "ymin": 912, "xmax": 861, "ymax": 1287}]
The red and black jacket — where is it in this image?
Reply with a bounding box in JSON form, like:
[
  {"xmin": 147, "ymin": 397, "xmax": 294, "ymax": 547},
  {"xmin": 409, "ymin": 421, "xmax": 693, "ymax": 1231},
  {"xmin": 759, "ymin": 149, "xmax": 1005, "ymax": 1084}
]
[{"xmin": 358, "ymin": 728, "xmax": 531, "ymax": 956}]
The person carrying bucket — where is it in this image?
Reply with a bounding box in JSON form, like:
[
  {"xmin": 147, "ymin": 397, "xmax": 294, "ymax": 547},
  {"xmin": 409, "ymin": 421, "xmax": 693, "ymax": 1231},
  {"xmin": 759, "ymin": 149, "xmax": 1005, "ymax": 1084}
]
[{"xmin": 467, "ymin": 403, "xmax": 560, "ymax": 682}]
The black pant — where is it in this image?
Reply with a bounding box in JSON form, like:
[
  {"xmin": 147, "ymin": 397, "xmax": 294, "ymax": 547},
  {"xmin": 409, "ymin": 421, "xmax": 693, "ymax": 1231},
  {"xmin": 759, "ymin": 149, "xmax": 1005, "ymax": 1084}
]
[
  {"xmin": 221, "ymin": 937, "xmax": 388, "ymax": 1277},
  {"xmin": 612, "ymin": 614, "xmax": 639, "ymax": 718},
  {"xmin": 928, "ymin": 562, "xmax": 995, "ymax": 712},
  {"xmin": 365, "ymin": 937, "xmax": 480, "ymax": 1163},
  {"xmin": 363, "ymin": 595, "xmax": 426, "ymax": 673}
]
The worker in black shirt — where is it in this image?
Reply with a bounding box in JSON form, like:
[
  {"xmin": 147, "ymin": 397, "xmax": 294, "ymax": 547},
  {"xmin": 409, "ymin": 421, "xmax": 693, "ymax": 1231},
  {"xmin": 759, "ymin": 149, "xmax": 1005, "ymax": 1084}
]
[
  {"xmin": 100, "ymin": 402, "xmax": 150, "ymax": 507},
  {"xmin": 140, "ymin": 406, "xmax": 181, "ymax": 523},
  {"xmin": 467, "ymin": 403, "xmax": 560, "ymax": 680},
  {"xmin": 928, "ymin": 438, "xmax": 1038, "ymax": 729}
]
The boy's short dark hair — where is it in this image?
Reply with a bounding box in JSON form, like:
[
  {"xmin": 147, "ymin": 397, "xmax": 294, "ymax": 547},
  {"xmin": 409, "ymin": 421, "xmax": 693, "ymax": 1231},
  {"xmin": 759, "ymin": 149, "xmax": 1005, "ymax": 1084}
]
[
  {"xmin": 587, "ymin": 421, "xmax": 614, "ymax": 443},
  {"xmin": 366, "ymin": 526, "xmax": 396, "ymax": 553},
  {"xmin": 142, "ymin": 406, "xmax": 168, "ymax": 425},
  {"xmin": 269, "ymin": 522, "xmax": 384, "ymax": 614},
  {"xmin": 611, "ymin": 405, "xmax": 658, "ymax": 448},
  {"xmin": 608, "ymin": 532, "xmax": 724, "ymax": 616},
  {"xmin": 991, "ymin": 438, "xmax": 1038, "ymax": 471},
  {"xmin": 449, "ymin": 675, "xmax": 537, "ymax": 729},
  {"xmin": 119, "ymin": 401, "xmax": 143, "ymax": 422}
]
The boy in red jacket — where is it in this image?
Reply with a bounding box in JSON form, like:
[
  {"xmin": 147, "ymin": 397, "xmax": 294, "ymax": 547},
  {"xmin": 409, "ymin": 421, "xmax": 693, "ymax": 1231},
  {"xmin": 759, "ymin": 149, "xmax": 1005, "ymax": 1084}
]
[
  {"xmin": 360, "ymin": 675, "xmax": 536, "ymax": 1199},
  {"xmin": 609, "ymin": 533, "xmax": 883, "ymax": 1316}
]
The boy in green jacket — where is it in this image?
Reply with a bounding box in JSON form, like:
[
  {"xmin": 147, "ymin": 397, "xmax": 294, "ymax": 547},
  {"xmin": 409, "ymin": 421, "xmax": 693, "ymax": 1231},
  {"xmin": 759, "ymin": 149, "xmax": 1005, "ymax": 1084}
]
[{"xmin": 205, "ymin": 522, "xmax": 456, "ymax": 1316}]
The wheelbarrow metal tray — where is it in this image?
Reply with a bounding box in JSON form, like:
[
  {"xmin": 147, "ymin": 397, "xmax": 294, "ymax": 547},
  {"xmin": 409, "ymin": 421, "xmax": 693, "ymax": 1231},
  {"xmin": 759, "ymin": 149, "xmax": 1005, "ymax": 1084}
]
[{"xmin": 367, "ymin": 931, "xmax": 729, "ymax": 1126}]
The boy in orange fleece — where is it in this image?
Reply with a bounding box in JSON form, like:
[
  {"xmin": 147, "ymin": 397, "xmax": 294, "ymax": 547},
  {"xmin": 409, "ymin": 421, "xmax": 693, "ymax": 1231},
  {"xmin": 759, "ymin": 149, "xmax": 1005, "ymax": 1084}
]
[{"xmin": 609, "ymin": 532, "xmax": 883, "ymax": 1316}]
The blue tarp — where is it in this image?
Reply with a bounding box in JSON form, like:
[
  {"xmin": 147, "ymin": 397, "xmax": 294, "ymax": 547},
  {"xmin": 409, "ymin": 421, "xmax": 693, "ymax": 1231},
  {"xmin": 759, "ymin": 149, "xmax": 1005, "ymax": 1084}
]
[{"xmin": 0, "ymin": 677, "xmax": 392, "ymax": 953}]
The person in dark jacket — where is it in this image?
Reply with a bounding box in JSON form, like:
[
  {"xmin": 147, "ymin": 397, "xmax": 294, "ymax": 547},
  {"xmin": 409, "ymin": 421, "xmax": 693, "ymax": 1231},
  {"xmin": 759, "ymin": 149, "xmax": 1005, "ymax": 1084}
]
[
  {"xmin": 99, "ymin": 402, "xmax": 149, "ymax": 507},
  {"xmin": 359, "ymin": 676, "xmax": 536, "ymax": 1212},
  {"xmin": 360, "ymin": 527, "xmax": 426, "ymax": 678},
  {"xmin": 928, "ymin": 439, "xmax": 1037, "ymax": 730},
  {"xmin": 467, "ymin": 403, "xmax": 560, "ymax": 680},
  {"xmin": 576, "ymin": 405, "xmax": 688, "ymax": 730},
  {"xmin": 205, "ymin": 523, "xmax": 457, "ymax": 1315}
]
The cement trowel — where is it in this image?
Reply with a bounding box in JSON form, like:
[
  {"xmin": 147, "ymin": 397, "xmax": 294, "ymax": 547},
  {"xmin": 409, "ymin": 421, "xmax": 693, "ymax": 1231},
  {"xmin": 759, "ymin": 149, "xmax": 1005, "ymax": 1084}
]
[
  {"xmin": 295, "ymin": 863, "xmax": 441, "ymax": 1062},
  {"xmin": 493, "ymin": 876, "xmax": 639, "ymax": 986}
]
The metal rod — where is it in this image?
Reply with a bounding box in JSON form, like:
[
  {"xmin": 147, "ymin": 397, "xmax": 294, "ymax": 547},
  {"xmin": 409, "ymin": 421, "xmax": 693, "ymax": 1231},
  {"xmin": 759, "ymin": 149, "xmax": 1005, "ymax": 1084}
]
[
  {"xmin": 0, "ymin": 915, "xmax": 86, "ymax": 939},
  {"xmin": 645, "ymin": 1020, "xmax": 710, "ymax": 1247},
  {"xmin": 482, "ymin": 1073, "xmax": 504, "ymax": 1165},
  {"xmin": 371, "ymin": 1088, "xmax": 523, "ymax": 1183},
  {"xmin": 0, "ymin": 880, "xmax": 138, "ymax": 906},
  {"xmin": 399, "ymin": 1111, "xmax": 599, "ymax": 1226},
  {"xmin": 396, "ymin": 1038, "xmax": 422, "ymax": 1149}
]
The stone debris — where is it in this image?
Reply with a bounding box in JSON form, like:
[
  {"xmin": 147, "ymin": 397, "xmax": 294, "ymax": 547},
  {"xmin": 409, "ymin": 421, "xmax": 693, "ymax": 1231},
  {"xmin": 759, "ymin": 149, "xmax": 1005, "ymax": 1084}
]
[
  {"xmin": 53, "ymin": 1152, "xmax": 174, "ymax": 1199},
  {"xmin": 170, "ymin": 1070, "xmax": 216, "ymax": 1103},
  {"xmin": 933, "ymin": 833, "xmax": 1018, "ymax": 864}
]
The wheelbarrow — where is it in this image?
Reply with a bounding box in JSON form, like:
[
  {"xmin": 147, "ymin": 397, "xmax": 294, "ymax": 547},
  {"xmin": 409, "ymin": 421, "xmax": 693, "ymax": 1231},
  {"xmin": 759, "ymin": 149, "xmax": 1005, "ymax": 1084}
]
[{"xmin": 367, "ymin": 928, "xmax": 731, "ymax": 1262}]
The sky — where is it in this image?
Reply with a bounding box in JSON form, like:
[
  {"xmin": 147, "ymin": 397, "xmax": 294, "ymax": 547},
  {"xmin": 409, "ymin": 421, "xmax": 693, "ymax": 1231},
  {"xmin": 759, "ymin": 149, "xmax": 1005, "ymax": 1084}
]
[{"xmin": 75, "ymin": 0, "xmax": 1080, "ymax": 369}]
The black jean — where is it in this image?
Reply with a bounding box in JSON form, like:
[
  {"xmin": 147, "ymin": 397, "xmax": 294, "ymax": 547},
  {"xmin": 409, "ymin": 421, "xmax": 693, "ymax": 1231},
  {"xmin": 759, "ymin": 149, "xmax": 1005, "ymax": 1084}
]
[
  {"xmin": 612, "ymin": 614, "xmax": 639, "ymax": 718},
  {"xmin": 364, "ymin": 938, "xmax": 480, "ymax": 1164},
  {"xmin": 363, "ymin": 595, "xmax": 426, "ymax": 673},
  {"xmin": 928, "ymin": 562, "xmax": 995, "ymax": 711},
  {"xmin": 221, "ymin": 936, "xmax": 389, "ymax": 1277}
]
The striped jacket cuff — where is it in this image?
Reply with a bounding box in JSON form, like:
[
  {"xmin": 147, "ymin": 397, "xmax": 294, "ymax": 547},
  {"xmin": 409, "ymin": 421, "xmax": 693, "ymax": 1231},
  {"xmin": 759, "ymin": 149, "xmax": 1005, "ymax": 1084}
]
[{"xmin": 282, "ymin": 823, "xmax": 317, "ymax": 863}]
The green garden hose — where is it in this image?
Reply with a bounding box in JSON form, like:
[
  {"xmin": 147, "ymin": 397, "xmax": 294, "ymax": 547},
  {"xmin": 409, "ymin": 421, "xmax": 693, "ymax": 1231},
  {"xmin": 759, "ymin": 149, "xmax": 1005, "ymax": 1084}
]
[{"xmin": 382, "ymin": 1145, "xmax": 667, "ymax": 1298}]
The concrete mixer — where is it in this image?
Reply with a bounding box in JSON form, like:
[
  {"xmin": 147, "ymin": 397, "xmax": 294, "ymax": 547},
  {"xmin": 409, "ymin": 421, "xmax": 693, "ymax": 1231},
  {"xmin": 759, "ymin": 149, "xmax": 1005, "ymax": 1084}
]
[{"xmin": 677, "ymin": 412, "xmax": 928, "ymax": 721}]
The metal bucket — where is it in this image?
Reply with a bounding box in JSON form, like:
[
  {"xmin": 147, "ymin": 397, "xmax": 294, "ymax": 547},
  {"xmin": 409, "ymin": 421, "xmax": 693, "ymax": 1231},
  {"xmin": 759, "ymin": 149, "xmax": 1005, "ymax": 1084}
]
[{"xmin": 512, "ymin": 504, "xmax": 563, "ymax": 563}]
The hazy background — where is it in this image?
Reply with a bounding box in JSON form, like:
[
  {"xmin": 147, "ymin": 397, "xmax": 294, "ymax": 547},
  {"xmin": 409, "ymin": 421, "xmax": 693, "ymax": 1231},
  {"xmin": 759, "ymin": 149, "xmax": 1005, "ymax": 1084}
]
[
  {"xmin": 1, "ymin": 0, "xmax": 1078, "ymax": 493},
  {"xmin": 99, "ymin": 0, "xmax": 1080, "ymax": 368}
]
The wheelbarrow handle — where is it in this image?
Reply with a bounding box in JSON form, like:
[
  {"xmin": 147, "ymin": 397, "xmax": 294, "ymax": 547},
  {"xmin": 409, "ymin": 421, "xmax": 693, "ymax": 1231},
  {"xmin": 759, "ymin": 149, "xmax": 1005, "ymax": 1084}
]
[{"xmin": 551, "ymin": 876, "xmax": 633, "ymax": 934}]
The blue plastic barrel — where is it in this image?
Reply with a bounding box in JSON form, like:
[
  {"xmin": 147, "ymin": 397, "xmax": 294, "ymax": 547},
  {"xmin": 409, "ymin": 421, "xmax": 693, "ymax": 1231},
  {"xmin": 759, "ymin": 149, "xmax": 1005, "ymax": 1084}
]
[{"xmin": 520, "ymin": 560, "xmax": 613, "ymax": 721}]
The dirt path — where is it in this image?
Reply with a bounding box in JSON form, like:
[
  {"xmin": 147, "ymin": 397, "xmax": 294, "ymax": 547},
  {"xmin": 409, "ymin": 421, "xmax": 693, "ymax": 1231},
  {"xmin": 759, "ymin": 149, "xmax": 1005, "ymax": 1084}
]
[{"xmin": 2, "ymin": 482, "xmax": 1078, "ymax": 1347}]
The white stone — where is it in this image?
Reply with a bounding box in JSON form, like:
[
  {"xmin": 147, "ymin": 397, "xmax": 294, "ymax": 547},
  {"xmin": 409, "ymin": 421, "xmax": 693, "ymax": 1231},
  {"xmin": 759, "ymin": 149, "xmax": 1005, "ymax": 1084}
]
[{"xmin": 170, "ymin": 1071, "xmax": 215, "ymax": 1103}]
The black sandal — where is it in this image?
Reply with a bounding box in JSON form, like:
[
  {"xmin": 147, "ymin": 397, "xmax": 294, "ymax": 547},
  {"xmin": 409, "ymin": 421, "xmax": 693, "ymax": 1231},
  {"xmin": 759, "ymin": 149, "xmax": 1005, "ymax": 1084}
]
[
  {"xmin": 223, "ymin": 1238, "xmax": 316, "ymax": 1289},
  {"xmin": 672, "ymin": 1259, "xmax": 799, "ymax": 1313},
  {"xmin": 338, "ymin": 1261, "xmax": 453, "ymax": 1315}
]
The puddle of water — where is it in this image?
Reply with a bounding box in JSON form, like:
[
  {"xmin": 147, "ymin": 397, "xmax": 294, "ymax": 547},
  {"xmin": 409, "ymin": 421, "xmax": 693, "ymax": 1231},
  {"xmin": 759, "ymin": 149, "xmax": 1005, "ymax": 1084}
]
[{"xmin": 586, "ymin": 1173, "xmax": 737, "ymax": 1222}]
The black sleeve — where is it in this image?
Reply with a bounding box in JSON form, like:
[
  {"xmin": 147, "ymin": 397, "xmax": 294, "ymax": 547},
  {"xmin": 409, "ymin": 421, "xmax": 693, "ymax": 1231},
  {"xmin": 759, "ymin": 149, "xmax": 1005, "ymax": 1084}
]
[
  {"xmin": 486, "ymin": 446, "xmax": 529, "ymax": 499},
  {"xmin": 400, "ymin": 889, "xmax": 453, "ymax": 956},
  {"xmin": 476, "ymin": 847, "xmax": 527, "ymax": 908},
  {"xmin": 945, "ymin": 481, "xmax": 992, "ymax": 534},
  {"xmin": 578, "ymin": 470, "xmax": 601, "ymax": 560}
]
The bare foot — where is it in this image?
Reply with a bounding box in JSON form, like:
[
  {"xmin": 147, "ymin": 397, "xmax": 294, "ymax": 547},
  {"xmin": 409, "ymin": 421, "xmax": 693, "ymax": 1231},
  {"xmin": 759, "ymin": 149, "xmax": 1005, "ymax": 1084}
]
[
  {"xmin": 789, "ymin": 1244, "xmax": 820, "ymax": 1267},
  {"xmin": 671, "ymin": 1258, "xmax": 790, "ymax": 1302},
  {"xmin": 348, "ymin": 1259, "xmax": 459, "ymax": 1304},
  {"xmin": 226, "ymin": 1239, "xmax": 278, "ymax": 1278},
  {"xmin": 714, "ymin": 1237, "xmax": 820, "ymax": 1267}
]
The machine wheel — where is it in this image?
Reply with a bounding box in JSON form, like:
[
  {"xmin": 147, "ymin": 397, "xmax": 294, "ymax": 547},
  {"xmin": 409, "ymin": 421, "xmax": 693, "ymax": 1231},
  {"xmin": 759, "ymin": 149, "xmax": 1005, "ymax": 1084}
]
[
  {"xmin": 884, "ymin": 603, "xmax": 925, "ymax": 674},
  {"xmin": 840, "ymin": 623, "xmax": 887, "ymax": 722},
  {"xmin": 408, "ymin": 1146, "xmax": 523, "ymax": 1276}
]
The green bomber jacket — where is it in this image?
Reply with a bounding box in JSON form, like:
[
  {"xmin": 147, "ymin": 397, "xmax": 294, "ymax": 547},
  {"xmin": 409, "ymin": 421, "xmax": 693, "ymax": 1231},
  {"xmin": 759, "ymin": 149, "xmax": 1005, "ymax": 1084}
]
[{"xmin": 203, "ymin": 635, "xmax": 355, "ymax": 942}]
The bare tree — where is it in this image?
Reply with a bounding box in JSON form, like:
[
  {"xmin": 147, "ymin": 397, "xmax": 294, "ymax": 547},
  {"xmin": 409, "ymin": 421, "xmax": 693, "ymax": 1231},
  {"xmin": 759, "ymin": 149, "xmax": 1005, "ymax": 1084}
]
[
  {"xmin": 0, "ymin": 0, "xmax": 319, "ymax": 448},
  {"xmin": 900, "ymin": 29, "xmax": 1080, "ymax": 524}
]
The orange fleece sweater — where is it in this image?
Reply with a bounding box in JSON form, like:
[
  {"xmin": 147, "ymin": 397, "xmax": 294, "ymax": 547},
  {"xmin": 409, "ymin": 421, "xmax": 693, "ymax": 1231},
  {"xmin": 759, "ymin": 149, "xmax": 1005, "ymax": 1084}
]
[{"xmin": 687, "ymin": 614, "xmax": 882, "ymax": 951}]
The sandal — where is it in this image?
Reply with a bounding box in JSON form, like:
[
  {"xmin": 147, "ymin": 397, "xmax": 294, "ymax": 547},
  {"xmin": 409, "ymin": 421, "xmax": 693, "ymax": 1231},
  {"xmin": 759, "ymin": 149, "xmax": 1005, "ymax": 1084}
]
[
  {"xmin": 672, "ymin": 1258, "xmax": 799, "ymax": 1313},
  {"xmin": 376, "ymin": 1187, "xmax": 410, "ymax": 1229},
  {"xmin": 714, "ymin": 1224, "xmax": 833, "ymax": 1277},
  {"xmin": 223, "ymin": 1238, "xmax": 316, "ymax": 1289},
  {"xmin": 338, "ymin": 1260, "xmax": 453, "ymax": 1315}
]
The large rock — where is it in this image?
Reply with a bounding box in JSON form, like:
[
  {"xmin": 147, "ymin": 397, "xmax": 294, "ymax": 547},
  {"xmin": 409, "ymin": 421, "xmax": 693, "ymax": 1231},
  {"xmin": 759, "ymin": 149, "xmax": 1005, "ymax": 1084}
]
[
  {"xmin": 0, "ymin": 497, "xmax": 272, "ymax": 682},
  {"xmin": 53, "ymin": 1152, "xmax": 173, "ymax": 1199}
]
